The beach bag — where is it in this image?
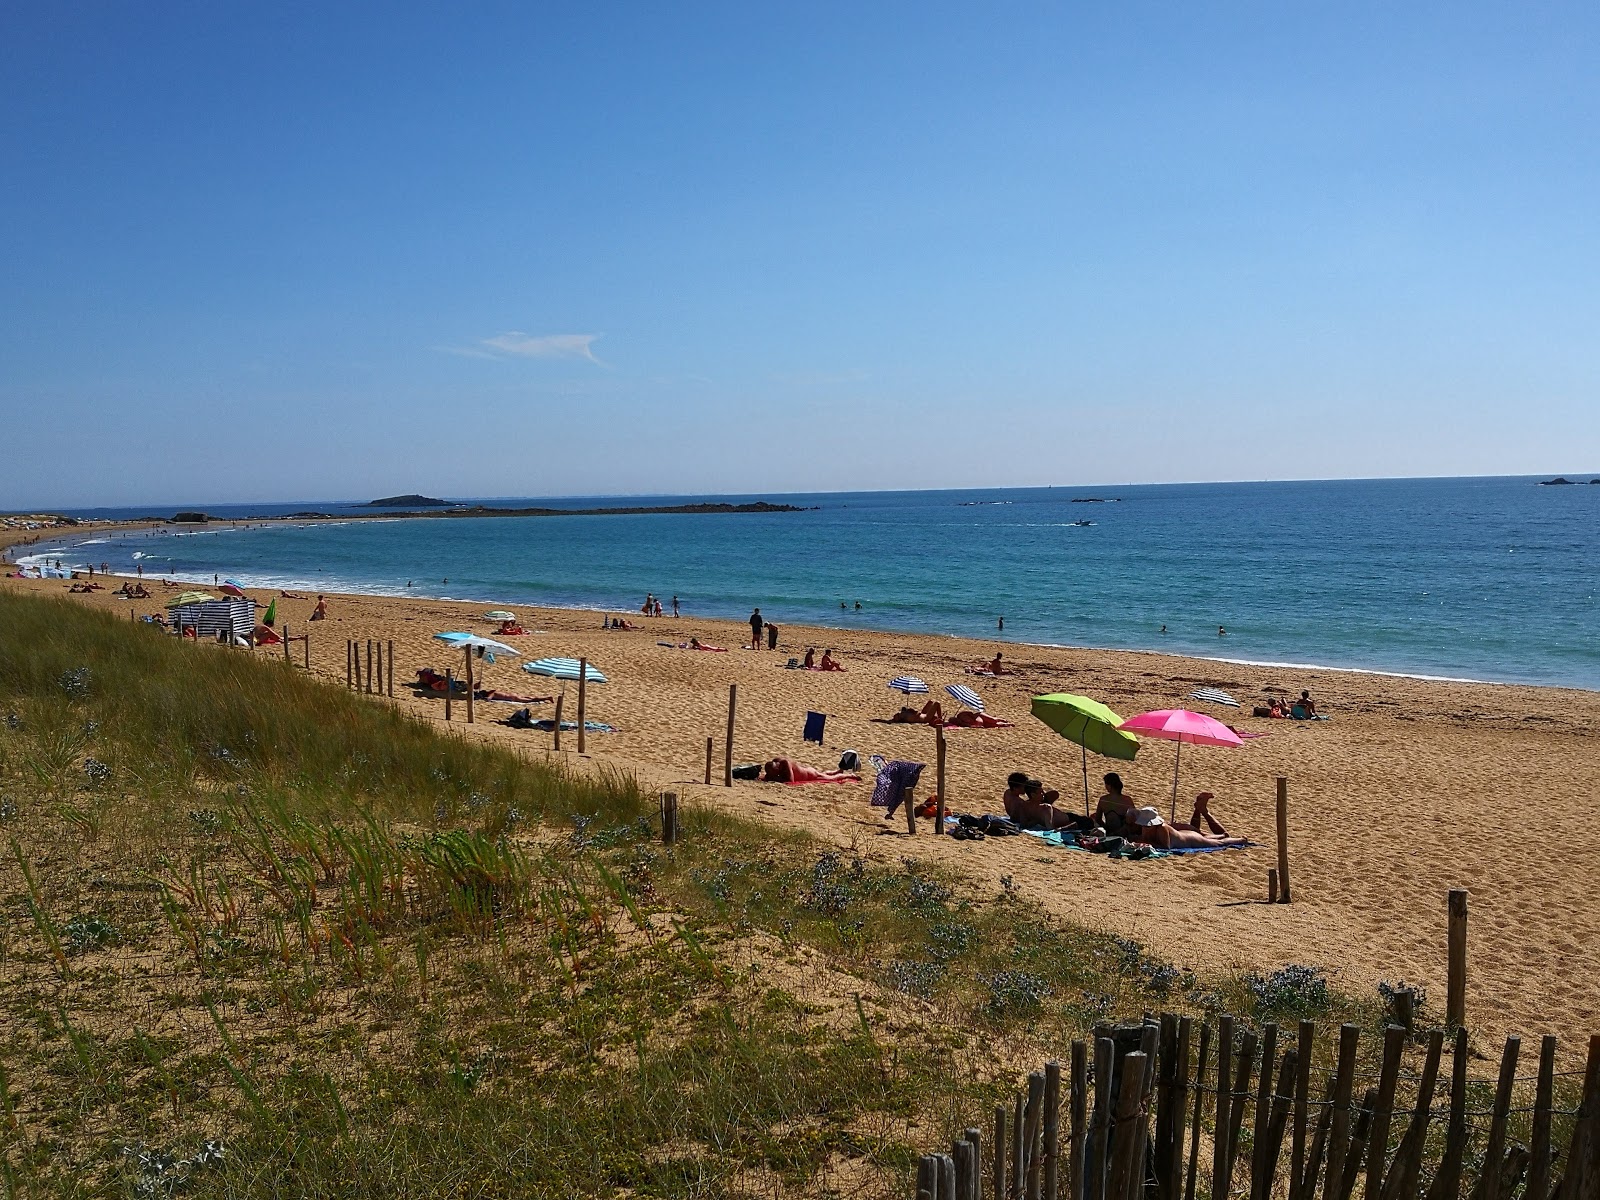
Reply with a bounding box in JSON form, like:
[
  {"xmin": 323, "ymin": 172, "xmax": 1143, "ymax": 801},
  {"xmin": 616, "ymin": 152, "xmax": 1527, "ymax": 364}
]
[
  {"xmin": 838, "ymin": 750, "xmax": 859, "ymax": 771},
  {"xmin": 731, "ymin": 763, "xmax": 761, "ymax": 780}
]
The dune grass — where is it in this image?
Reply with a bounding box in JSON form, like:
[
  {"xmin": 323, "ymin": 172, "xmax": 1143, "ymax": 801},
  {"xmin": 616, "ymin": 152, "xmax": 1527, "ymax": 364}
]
[{"xmin": 0, "ymin": 590, "xmax": 1399, "ymax": 1198}]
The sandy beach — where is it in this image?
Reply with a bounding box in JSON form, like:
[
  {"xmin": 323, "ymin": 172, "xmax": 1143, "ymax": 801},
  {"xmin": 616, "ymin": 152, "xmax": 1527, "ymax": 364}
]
[{"xmin": 8, "ymin": 572, "xmax": 1598, "ymax": 1052}]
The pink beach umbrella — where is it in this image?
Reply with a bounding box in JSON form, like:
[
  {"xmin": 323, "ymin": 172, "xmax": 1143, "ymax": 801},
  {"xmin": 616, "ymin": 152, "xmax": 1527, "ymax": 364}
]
[{"xmin": 1117, "ymin": 708, "xmax": 1244, "ymax": 821}]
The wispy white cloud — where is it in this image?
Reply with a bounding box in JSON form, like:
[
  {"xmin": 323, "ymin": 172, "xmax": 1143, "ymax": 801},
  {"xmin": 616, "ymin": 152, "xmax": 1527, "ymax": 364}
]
[
  {"xmin": 433, "ymin": 332, "xmax": 605, "ymax": 363},
  {"xmin": 480, "ymin": 332, "xmax": 604, "ymax": 363}
]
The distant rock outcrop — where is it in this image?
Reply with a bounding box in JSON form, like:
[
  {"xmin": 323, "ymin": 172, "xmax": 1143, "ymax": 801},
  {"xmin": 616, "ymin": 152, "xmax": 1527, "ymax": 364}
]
[
  {"xmin": 366, "ymin": 494, "xmax": 451, "ymax": 507},
  {"xmin": 1538, "ymin": 478, "xmax": 1575, "ymax": 486},
  {"xmin": 169, "ymin": 511, "xmax": 210, "ymax": 523}
]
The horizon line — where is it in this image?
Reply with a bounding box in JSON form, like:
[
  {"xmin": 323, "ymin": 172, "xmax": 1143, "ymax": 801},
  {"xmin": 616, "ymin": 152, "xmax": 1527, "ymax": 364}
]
[{"xmin": 5, "ymin": 470, "xmax": 1599, "ymax": 514}]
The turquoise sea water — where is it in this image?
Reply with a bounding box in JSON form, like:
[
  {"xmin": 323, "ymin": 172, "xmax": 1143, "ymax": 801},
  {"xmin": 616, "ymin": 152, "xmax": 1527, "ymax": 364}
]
[{"xmin": 19, "ymin": 477, "xmax": 1600, "ymax": 689}]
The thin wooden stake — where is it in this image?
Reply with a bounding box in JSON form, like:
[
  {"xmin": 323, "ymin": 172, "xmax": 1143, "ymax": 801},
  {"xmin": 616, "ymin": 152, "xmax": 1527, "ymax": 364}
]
[
  {"xmin": 1170, "ymin": 1017, "xmax": 1193, "ymax": 1200},
  {"xmin": 283, "ymin": 623, "xmax": 291, "ymax": 662},
  {"xmin": 1089, "ymin": 1038, "xmax": 1113, "ymax": 1200},
  {"xmin": 1214, "ymin": 1016, "xmax": 1235, "ymax": 1200},
  {"xmin": 1425, "ymin": 1028, "xmax": 1470, "ymax": 1200},
  {"xmin": 1335, "ymin": 1089, "xmax": 1379, "ymax": 1200},
  {"xmin": 1071, "ymin": 1041, "xmax": 1087, "ymax": 1200},
  {"xmin": 724, "ymin": 683, "xmax": 736, "ymax": 786},
  {"xmin": 366, "ymin": 639, "xmax": 374, "ymax": 692},
  {"xmin": 935, "ymin": 726, "xmax": 947, "ymax": 834},
  {"xmin": 1324, "ymin": 1024, "xmax": 1362, "ymax": 1200},
  {"xmin": 1291, "ymin": 1079, "xmax": 1337, "ymax": 1200},
  {"xmin": 1014, "ymin": 1092, "xmax": 1026, "ymax": 1200},
  {"xmin": 1044, "ymin": 1060, "xmax": 1062, "ymax": 1200},
  {"xmin": 1184, "ymin": 1022, "xmax": 1211, "ymax": 1200},
  {"xmin": 1276, "ymin": 775, "xmax": 1291, "ymax": 901},
  {"xmin": 1527, "ymin": 1035, "xmax": 1558, "ymax": 1200},
  {"xmin": 1446, "ymin": 889, "xmax": 1468, "ymax": 1028},
  {"xmin": 464, "ymin": 646, "xmax": 474, "ymax": 724},
  {"xmin": 996, "ymin": 1103, "xmax": 1009, "ymax": 1200},
  {"xmin": 704, "ymin": 736, "xmax": 713, "ymax": 785},
  {"xmin": 1293, "ymin": 1020, "xmax": 1315, "ymax": 1198},
  {"xmin": 1254, "ymin": 1049, "xmax": 1301, "ymax": 1200},
  {"xmin": 1253, "ymin": 1024, "xmax": 1280, "ymax": 1193},
  {"xmin": 1157, "ymin": 1014, "xmax": 1179, "ymax": 1200},
  {"xmin": 1221, "ymin": 1030, "xmax": 1258, "ymax": 1199},
  {"xmin": 444, "ymin": 670, "xmax": 453, "ymax": 721},
  {"xmin": 1380, "ymin": 1028, "xmax": 1443, "ymax": 1200},
  {"xmin": 387, "ymin": 640, "xmax": 393, "ymax": 695},
  {"xmin": 1364, "ymin": 1026, "xmax": 1408, "ymax": 1200},
  {"xmin": 1026, "ymin": 1071, "xmax": 1045, "ymax": 1200},
  {"xmin": 552, "ymin": 692, "xmax": 563, "ymax": 751},
  {"xmin": 1108, "ymin": 1052, "xmax": 1149, "ymax": 1200},
  {"xmin": 575, "ymin": 657, "xmax": 585, "ymax": 751},
  {"xmin": 660, "ymin": 792, "xmax": 679, "ymax": 845},
  {"xmin": 1478, "ymin": 1036, "xmax": 1522, "ymax": 1200}
]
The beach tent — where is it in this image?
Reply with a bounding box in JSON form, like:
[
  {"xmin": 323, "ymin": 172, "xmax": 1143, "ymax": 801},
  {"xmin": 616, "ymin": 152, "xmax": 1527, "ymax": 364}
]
[{"xmin": 166, "ymin": 596, "xmax": 256, "ymax": 641}]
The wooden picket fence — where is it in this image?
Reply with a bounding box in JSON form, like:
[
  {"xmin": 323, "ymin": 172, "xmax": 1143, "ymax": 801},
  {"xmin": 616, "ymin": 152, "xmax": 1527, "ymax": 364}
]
[{"xmin": 913, "ymin": 1016, "xmax": 1600, "ymax": 1200}]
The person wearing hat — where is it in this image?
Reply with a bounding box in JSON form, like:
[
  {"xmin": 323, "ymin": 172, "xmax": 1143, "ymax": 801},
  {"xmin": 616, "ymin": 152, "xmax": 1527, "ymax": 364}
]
[{"xmin": 1126, "ymin": 805, "xmax": 1249, "ymax": 850}]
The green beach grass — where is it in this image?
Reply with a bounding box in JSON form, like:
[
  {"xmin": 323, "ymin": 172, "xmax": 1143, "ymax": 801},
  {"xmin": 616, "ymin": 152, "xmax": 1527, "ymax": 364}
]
[{"xmin": 0, "ymin": 589, "xmax": 1405, "ymax": 1198}]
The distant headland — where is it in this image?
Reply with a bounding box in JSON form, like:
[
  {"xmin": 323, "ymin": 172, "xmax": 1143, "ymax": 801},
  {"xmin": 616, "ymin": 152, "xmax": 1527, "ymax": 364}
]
[{"xmin": 366, "ymin": 494, "xmax": 452, "ymax": 507}]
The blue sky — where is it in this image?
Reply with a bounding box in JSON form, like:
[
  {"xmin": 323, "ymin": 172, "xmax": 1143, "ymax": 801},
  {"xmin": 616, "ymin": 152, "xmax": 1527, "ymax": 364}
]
[{"xmin": 3, "ymin": 2, "xmax": 1597, "ymax": 507}]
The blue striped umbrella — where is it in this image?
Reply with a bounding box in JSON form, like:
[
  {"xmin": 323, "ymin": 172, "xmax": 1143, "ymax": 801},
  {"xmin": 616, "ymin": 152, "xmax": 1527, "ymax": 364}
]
[
  {"xmin": 945, "ymin": 683, "xmax": 985, "ymax": 712},
  {"xmin": 888, "ymin": 676, "xmax": 929, "ymax": 694},
  {"xmin": 524, "ymin": 657, "xmax": 608, "ymax": 683}
]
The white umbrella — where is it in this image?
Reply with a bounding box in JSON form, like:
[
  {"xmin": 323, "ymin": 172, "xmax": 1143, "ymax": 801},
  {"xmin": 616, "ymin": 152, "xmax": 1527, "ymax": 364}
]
[{"xmin": 433, "ymin": 632, "xmax": 522, "ymax": 656}]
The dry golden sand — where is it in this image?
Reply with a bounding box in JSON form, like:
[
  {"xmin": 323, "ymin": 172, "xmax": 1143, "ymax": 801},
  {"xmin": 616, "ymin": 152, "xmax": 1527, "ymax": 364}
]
[{"xmin": 8, "ymin": 575, "xmax": 1599, "ymax": 1049}]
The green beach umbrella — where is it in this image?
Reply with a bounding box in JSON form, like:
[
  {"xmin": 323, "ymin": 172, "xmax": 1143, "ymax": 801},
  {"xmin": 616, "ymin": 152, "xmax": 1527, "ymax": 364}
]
[{"xmin": 1030, "ymin": 693, "xmax": 1140, "ymax": 813}]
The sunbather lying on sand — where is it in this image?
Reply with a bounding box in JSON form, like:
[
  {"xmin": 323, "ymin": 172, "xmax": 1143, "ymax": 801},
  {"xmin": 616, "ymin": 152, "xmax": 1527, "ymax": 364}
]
[
  {"xmin": 687, "ymin": 637, "xmax": 727, "ymax": 651},
  {"xmin": 1126, "ymin": 803, "xmax": 1249, "ymax": 849},
  {"xmin": 474, "ymin": 688, "xmax": 552, "ymax": 703},
  {"xmin": 946, "ymin": 710, "xmax": 1011, "ymax": 728},
  {"xmin": 759, "ymin": 757, "xmax": 861, "ymax": 784},
  {"xmin": 969, "ymin": 653, "xmax": 1009, "ymax": 676},
  {"xmin": 889, "ymin": 700, "xmax": 945, "ymax": 724}
]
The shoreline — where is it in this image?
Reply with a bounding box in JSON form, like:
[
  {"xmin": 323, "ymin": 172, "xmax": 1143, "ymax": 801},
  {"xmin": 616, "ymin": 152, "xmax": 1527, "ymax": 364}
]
[
  {"xmin": 12, "ymin": 538, "xmax": 1587, "ymax": 696},
  {"xmin": 6, "ymin": 574, "xmax": 1600, "ymax": 1050}
]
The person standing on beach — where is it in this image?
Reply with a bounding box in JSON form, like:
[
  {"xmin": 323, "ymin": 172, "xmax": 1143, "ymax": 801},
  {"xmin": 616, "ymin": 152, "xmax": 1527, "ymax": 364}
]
[
  {"xmin": 767, "ymin": 621, "xmax": 779, "ymax": 650},
  {"xmin": 672, "ymin": 595, "xmax": 679, "ymax": 617},
  {"xmin": 749, "ymin": 608, "xmax": 763, "ymax": 649}
]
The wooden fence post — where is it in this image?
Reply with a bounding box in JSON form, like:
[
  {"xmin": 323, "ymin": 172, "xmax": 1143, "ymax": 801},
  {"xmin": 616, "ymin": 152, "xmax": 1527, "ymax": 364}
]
[
  {"xmin": 1185, "ymin": 1022, "xmax": 1211, "ymax": 1200},
  {"xmin": 1527, "ymin": 1035, "xmax": 1558, "ymax": 1200},
  {"xmin": 1379, "ymin": 1027, "xmax": 1443, "ymax": 1200},
  {"xmin": 1447, "ymin": 889, "xmax": 1468, "ymax": 1028},
  {"xmin": 994, "ymin": 1103, "xmax": 1008, "ymax": 1200},
  {"xmin": 283, "ymin": 623, "xmax": 291, "ymax": 662},
  {"xmin": 444, "ymin": 670, "xmax": 453, "ymax": 721},
  {"xmin": 1325, "ymin": 1024, "xmax": 1362, "ymax": 1200},
  {"xmin": 1070, "ymin": 1041, "xmax": 1087, "ymax": 1200},
  {"xmin": 464, "ymin": 647, "xmax": 475, "ymax": 724},
  {"xmin": 1276, "ymin": 776, "xmax": 1291, "ymax": 902},
  {"xmin": 576, "ymin": 657, "xmax": 586, "ymax": 752},
  {"xmin": 705, "ymin": 737, "xmax": 713, "ymax": 785},
  {"xmin": 366, "ymin": 639, "xmax": 374, "ymax": 692},
  {"xmin": 1426, "ymin": 1028, "xmax": 1470, "ymax": 1200},
  {"xmin": 1089, "ymin": 1036, "xmax": 1113, "ymax": 1200},
  {"xmin": 1292, "ymin": 1020, "xmax": 1315, "ymax": 1198},
  {"xmin": 1364, "ymin": 1026, "xmax": 1407, "ymax": 1200},
  {"xmin": 1213, "ymin": 1016, "xmax": 1235, "ymax": 1200},
  {"xmin": 387, "ymin": 640, "xmax": 393, "ymax": 695},
  {"xmin": 375, "ymin": 640, "xmax": 383, "ymax": 693},
  {"xmin": 660, "ymin": 792, "xmax": 679, "ymax": 845},
  {"xmin": 1108, "ymin": 1052, "xmax": 1149, "ymax": 1200},
  {"xmin": 304, "ymin": 633, "xmax": 310, "ymax": 670},
  {"xmin": 1026, "ymin": 1070, "xmax": 1045, "ymax": 1200},
  {"xmin": 1479, "ymin": 1036, "xmax": 1522, "ymax": 1200},
  {"xmin": 552, "ymin": 693, "xmax": 563, "ymax": 750},
  {"xmin": 1044, "ymin": 1060, "xmax": 1061, "ymax": 1200},
  {"xmin": 723, "ymin": 683, "xmax": 736, "ymax": 786},
  {"xmin": 934, "ymin": 727, "xmax": 947, "ymax": 835},
  {"xmin": 346, "ymin": 639, "xmax": 353, "ymax": 688}
]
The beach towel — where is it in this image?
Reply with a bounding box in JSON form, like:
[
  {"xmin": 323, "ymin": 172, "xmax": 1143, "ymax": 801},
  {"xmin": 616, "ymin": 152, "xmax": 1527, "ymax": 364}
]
[
  {"xmin": 516, "ymin": 719, "xmax": 618, "ymax": 733},
  {"xmin": 871, "ymin": 759, "xmax": 925, "ymax": 816},
  {"xmin": 803, "ymin": 711, "xmax": 826, "ymax": 744},
  {"xmin": 1023, "ymin": 829, "xmax": 1248, "ymax": 857}
]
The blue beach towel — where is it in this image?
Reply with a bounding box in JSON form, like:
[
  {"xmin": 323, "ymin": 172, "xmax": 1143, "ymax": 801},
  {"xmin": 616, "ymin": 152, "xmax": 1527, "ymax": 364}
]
[{"xmin": 803, "ymin": 711, "xmax": 826, "ymax": 744}]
